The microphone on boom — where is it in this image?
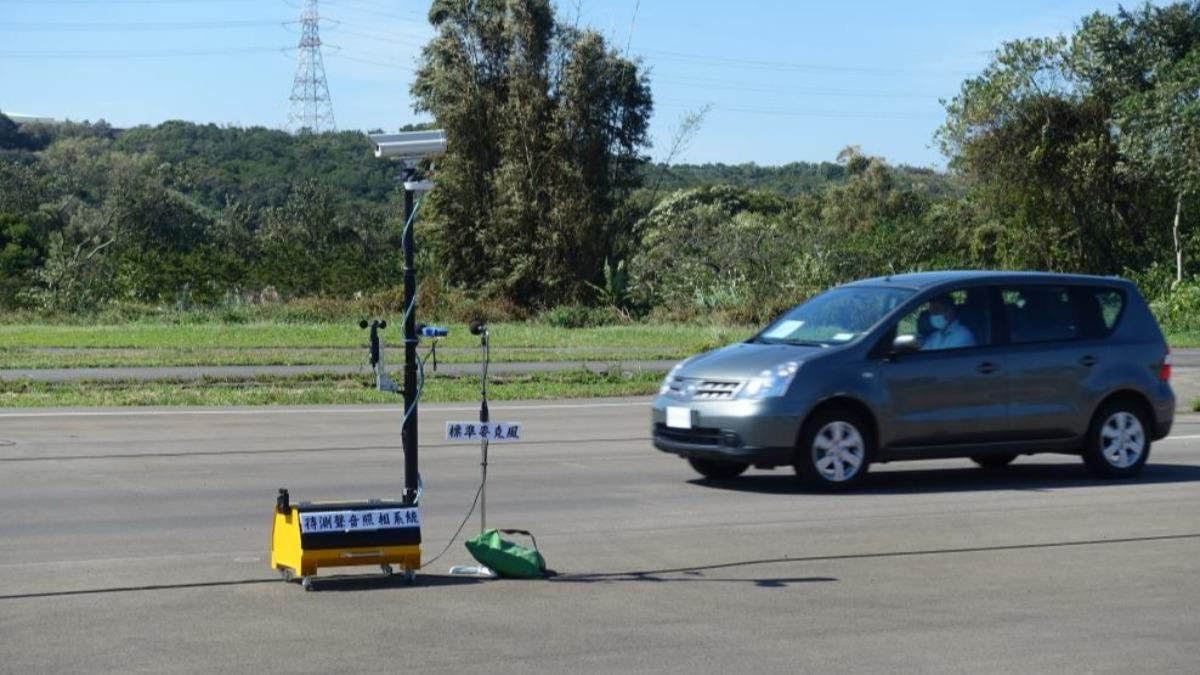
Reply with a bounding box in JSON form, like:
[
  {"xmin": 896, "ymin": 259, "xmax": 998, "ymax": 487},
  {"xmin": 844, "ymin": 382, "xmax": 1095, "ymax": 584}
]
[{"xmin": 469, "ymin": 321, "xmax": 488, "ymax": 336}]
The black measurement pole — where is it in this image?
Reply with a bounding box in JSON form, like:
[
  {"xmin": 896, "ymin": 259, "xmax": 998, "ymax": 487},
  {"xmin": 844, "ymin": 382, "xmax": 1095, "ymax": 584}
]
[{"xmin": 402, "ymin": 183, "xmax": 419, "ymax": 504}]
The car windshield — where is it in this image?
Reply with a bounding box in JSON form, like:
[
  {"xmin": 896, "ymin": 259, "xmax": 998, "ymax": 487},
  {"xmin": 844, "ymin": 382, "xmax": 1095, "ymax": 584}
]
[{"xmin": 753, "ymin": 286, "xmax": 915, "ymax": 345}]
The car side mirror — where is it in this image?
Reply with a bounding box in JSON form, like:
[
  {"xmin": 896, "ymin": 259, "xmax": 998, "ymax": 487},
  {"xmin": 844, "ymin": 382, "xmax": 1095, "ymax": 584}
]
[{"xmin": 892, "ymin": 334, "xmax": 922, "ymax": 355}]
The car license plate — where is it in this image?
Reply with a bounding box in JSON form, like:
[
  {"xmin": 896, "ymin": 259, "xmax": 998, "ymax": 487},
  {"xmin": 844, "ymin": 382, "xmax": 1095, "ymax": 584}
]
[{"xmin": 666, "ymin": 406, "xmax": 692, "ymax": 429}]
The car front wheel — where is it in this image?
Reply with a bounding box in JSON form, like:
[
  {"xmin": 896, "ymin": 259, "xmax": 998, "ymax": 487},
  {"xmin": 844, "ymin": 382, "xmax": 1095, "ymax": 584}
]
[
  {"xmin": 1082, "ymin": 402, "xmax": 1151, "ymax": 479},
  {"xmin": 795, "ymin": 408, "xmax": 872, "ymax": 490}
]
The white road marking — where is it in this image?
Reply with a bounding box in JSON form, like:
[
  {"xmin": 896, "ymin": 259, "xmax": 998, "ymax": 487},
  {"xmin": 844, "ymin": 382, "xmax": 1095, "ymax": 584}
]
[{"xmin": 0, "ymin": 400, "xmax": 650, "ymax": 419}]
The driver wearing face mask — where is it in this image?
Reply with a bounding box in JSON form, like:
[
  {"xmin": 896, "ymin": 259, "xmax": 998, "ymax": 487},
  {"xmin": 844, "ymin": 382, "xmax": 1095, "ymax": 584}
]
[{"xmin": 921, "ymin": 295, "xmax": 976, "ymax": 351}]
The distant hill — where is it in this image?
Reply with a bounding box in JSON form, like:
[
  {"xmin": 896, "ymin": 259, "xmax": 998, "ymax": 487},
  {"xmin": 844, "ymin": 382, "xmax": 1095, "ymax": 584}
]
[
  {"xmin": 4, "ymin": 115, "xmax": 960, "ymax": 210},
  {"xmin": 643, "ymin": 160, "xmax": 963, "ymax": 198},
  {"xmin": 113, "ymin": 121, "xmax": 398, "ymax": 211}
]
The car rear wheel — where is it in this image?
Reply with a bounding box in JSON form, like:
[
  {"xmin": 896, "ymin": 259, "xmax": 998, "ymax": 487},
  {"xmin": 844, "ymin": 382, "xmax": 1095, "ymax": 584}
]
[
  {"xmin": 687, "ymin": 457, "xmax": 749, "ymax": 480},
  {"xmin": 1082, "ymin": 402, "xmax": 1151, "ymax": 479},
  {"xmin": 971, "ymin": 453, "xmax": 1017, "ymax": 469},
  {"xmin": 795, "ymin": 408, "xmax": 872, "ymax": 490}
]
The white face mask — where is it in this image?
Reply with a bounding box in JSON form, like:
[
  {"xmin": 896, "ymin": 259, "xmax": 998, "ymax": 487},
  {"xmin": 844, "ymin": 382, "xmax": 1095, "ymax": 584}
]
[{"xmin": 929, "ymin": 314, "xmax": 948, "ymax": 330}]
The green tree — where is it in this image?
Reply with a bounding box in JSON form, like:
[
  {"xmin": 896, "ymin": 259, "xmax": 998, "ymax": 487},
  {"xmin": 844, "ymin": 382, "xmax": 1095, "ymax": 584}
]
[
  {"xmin": 939, "ymin": 2, "xmax": 1200, "ymax": 277},
  {"xmin": 1118, "ymin": 50, "xmax": 1200, "ymax": 284},
  {"xmin": 820, "ymin": 146, "xmax": 925, "ymax": 231},
  {"xmin": 0, "ymin": 213, "xmax": 44, "ymax": 307},
  {"xmin": 1072, "ymin": 3, "xmax": 1200, "ymax": 283},
  {"xmin": 412, "ymin": 0, "xmax": 652, "ymax": 307},
  {"xmin": 628, "ymin": 185, "xmax": 799, "ymax": 319},
  {"xmin": 938, "ymin": 37, "xmax": 1131, "ymax": 273}
]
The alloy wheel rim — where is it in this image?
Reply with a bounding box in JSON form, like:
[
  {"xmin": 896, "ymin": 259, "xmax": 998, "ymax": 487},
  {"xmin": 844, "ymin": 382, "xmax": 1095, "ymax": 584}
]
[
  {"xmin": 1100, "ymin": 412, "xmax": 1145, "ymax": 468},
  {"xmin": 812, "ymin": 421, "xmax": 865, "ymax": 482}
]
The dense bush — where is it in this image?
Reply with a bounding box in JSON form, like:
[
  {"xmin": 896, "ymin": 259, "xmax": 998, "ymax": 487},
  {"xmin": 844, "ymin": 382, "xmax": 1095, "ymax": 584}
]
[{"xmin": 537, "ymin": 304, "xmax": 625, "ymax": 328}]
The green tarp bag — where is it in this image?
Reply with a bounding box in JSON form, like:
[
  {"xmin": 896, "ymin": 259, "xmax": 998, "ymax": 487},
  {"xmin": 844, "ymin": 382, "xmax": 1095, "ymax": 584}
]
[{"xmin": 465, "ymin": 528, "xmax": 547, "ymax": 579}]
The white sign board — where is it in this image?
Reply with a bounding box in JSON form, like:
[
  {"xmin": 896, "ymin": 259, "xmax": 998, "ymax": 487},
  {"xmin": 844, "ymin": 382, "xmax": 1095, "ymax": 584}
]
[
  {"xmin": 444, "ymin": 421, "xmax": 522, "ymax": 443},
  {"xmin": 299, "ymin": 508, "xmax": 420, "ymax": 534}
]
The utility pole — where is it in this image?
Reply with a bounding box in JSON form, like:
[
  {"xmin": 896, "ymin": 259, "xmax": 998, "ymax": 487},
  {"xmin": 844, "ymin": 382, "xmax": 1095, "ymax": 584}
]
[{"xmin": 286, "ymin": 0, "xmax": 336, "ymax": 133}]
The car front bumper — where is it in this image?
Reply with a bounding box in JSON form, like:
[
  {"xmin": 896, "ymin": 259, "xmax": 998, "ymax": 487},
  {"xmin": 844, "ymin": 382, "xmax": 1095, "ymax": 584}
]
[{"xmin": 650, "ymin": 395, "xmax": 802, "ymax": 468}]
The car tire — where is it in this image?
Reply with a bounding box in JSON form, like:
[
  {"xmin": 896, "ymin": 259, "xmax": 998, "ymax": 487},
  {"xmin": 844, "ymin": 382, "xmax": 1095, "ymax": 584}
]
[
  {"xmin": 1082, "ymin": 401, "xmax": 1152, "ymax": 479},
  {"xmin": 795, "ymin": 407, "xmax": 873, "ymax": 490},
  {"xmin": 687, "ymin": 457, "xmax": 749, "ymax": 480},
  {"xmin": 971, "ymin": 453, "xmax": 1017, "ymax": 469}
]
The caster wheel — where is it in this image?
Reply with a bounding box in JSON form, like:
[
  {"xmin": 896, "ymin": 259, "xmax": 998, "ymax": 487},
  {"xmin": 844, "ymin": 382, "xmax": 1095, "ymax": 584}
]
[
  {"xmin": 404, "ymin": 570, "xmax": 417, "ymax": 585},
  {"xmin": 301, "ymin": 576, "xmax": 314, "ymax": 592},
  {"xmin": 380, "ymin": 564, "xmax": 394, "ymax": 576},
  {"xmin": 279, "ymin": 568, "xmax": 294, "ymax": 582}
]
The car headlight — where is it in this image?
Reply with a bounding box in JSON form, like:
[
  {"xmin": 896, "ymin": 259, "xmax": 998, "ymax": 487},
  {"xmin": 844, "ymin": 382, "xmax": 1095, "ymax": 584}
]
[
  {"xmin": 738, "ymin": 361, "xmax": 801, "ymax": 399},
  {"xmin": 659, "ymin": 361, "xmax": 686, "ymax": 395}
]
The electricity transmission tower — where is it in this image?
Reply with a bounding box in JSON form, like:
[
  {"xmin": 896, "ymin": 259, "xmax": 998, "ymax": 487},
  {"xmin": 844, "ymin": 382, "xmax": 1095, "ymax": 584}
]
[{"xmin": 286, "ymin": 0, "xmax": 335, "ymax": 133}]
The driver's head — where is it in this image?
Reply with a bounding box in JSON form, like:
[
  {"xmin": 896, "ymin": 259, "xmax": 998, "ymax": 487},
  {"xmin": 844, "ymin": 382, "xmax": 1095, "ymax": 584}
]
[{"xmin": 928, "ymin": 296, "xmax": 957, "ymax": 327}]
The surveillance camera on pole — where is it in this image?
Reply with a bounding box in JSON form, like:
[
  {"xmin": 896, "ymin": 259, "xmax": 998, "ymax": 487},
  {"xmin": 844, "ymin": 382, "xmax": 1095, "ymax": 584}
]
[
  {"xmin": 369, "ymin": 128, "xmax": 447, "ymax": 507},
  {"xmin": 369, "ymin": 129, "xmax": 446, "ymax": 192}
]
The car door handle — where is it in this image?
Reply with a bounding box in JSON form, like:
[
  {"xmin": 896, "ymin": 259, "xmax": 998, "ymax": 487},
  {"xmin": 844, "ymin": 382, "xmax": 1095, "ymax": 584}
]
[
  {"xmin": 1079, "ymin": 355, "xmax": 1098, "ymax": 367},
  {"xmin": 977, "ymin": 362, "xmax": 1000, "ymax": 375}
]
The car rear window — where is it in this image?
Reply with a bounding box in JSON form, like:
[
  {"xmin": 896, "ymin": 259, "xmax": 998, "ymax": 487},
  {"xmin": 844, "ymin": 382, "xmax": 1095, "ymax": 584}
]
[
  {"xmin": 999, "ymin": 285, "xmax": 1124, "ymax": 344},
  {"xmin": 1092, "ymin": 289, "xmax": 1125, "ymax": 331}
]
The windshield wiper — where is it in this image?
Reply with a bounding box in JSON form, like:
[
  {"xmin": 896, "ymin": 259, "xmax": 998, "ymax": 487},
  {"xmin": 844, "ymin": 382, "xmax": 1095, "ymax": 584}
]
[{"xmin": 780, "ymin": 339, "xmax": 828, "ymax": 347}]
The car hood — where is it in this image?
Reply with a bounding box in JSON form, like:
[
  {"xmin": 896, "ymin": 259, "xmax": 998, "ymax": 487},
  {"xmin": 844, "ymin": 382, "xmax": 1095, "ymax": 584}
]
[{"xmin": 676, "ymin": 341, "xmax": 830, "ymax": 381}]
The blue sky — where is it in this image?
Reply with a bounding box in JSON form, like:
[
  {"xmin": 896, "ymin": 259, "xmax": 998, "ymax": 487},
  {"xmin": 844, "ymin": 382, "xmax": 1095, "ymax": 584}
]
[{"xmin": 0, "ymin": 0, "xmax": 1171, "ymax": 166}]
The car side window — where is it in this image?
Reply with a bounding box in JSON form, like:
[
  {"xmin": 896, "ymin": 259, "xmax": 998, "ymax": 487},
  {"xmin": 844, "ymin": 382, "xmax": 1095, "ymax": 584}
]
[
  {"xmin": 1087, "ymin": 288, "xmax": 1126, "ymax": 337},
  {"xmin": 999, "ymin": 285, "xmax": 1095, "ymax": 344},
  {"xmin": 895, "ymin": 287, "xmax": 990, "ymax": 352}
]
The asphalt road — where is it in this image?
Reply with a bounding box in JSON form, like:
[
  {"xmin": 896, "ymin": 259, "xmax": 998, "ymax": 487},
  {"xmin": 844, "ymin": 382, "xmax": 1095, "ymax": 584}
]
[{"xmin": 1, "ymin": 399, "xmax": 1198, "ymax": 673}]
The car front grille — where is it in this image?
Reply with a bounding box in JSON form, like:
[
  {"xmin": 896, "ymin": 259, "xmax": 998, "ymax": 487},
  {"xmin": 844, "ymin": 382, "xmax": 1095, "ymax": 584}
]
[{"xmin": 665, "ymin": 377, "xmax": 742, "ymax": 401}]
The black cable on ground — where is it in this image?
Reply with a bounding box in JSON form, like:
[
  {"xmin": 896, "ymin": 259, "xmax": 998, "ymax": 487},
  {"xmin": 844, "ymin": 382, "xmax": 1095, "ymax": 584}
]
[{"xmin": 419, "ymin": 479, "xmax": 485, "ymax": 569}]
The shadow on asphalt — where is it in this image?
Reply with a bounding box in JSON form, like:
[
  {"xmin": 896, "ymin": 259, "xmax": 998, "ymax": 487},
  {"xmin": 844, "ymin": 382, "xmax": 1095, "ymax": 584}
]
[
  {"xmin": 318, "ymin": 567, "xmax": 838, "ymax": 589},
  {"xmin": 550, "ymin": 573, "xmax": 837, "ymax": 588},
  {"xmin": 303, "ymin": 573, "xmax": 485, "ymax": 592},
  {"xmin": 688, "ymin": 462, "xmax": 1200, "ymax": 495},
  {"xmin": 0, "ymin": 578, "xmax": 278, "ymax": 601}
]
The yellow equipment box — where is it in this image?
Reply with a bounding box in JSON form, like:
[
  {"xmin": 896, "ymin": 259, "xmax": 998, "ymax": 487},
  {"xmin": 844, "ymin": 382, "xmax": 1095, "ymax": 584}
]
[{"xmin": 270, "ymin": 489, "xmax": 421, "ymax": 590}]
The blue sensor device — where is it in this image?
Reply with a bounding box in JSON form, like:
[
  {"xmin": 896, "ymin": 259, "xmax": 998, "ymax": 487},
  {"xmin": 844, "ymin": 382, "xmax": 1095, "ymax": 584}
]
[{"xmin": 420, "ymin": 326, "xmax": 448, "ymax": 338}]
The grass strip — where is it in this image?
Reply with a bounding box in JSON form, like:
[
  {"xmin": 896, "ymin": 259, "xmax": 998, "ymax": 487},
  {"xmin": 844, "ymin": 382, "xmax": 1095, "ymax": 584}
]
[
  {"xmin": 1166, "ymin": 332, "xmax": 1200, "ymax": 348},
  {"xmin": 0, "ymin": 368, "xmax": 665, "ymax": 408},
  {"xmin": 0, "ymin": 322, "xmax": 753, "ymax": 352},
  {"xmin": 0, "ymin": 347, "xmax": 688, "ymax": 370}
]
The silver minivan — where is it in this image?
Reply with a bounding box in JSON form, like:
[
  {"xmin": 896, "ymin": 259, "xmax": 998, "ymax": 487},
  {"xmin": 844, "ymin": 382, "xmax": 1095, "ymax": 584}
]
[{"xmin": 652, "ymin": 271, "xmax": 1176, "ymax": 489}]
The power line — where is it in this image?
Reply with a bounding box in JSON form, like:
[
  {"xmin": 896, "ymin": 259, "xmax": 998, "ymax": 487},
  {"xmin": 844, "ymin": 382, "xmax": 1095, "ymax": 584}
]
[
  {"xmin": 0, "ymin": 46, "xmax": 290, "ymax": 58},
  {"xmin": 323, "ymin": 0, "xmax": 424, "ymax": 23},
  {"xmin": 328, "ymin": 0, "xmax": 423, "ymax": 17},
  {"xmin": 332, "ymin": 52, "xmax": 410, "ymax": 70},
  {"xmin": 0, "ymin": 0, "xmax": 252, "ymax": 4},
  {"xmin": 652, "ymin": 74, "xmax": 942, "ymax": 100},
  {"xmin": 657, "ymin": 99, "xmax": 942, "ymax": 120},
  {"xmin": 0, "ymin": 20, "xmax": 288, "ymax": 31},
  {"xmin": 324, "ymin": 23, "xmax": 427, "ymax": 45},
  {"xmin": 323, "ymin": 15, "xmax": 430, "ymax": 38},
  {"xmin": 634, "ymin": 47, "xmax": 966, "ymax": 77}
]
